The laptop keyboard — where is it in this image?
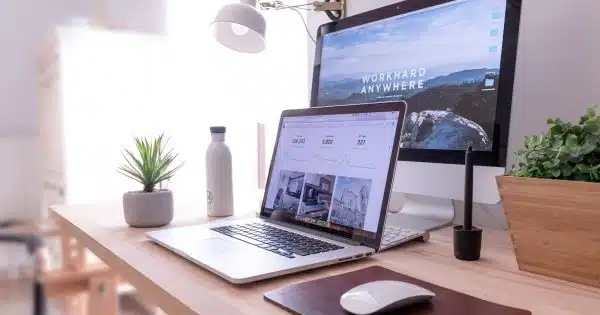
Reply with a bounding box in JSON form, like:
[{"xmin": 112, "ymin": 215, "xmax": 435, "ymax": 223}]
[{"xmin": 211, "ymin": 223, "xmax": 344, "ymax": 259}]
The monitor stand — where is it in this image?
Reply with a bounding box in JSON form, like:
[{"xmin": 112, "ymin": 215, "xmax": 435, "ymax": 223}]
[{"xmin": 386, "ymin": 193, "xmax": 455, "ymax": 232}]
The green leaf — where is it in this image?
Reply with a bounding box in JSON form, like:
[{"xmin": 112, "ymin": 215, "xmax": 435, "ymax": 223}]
[
  {"xmin": 586, "ymin": 106, "xmax": 597, "ymax": 119},
  {"xmin": 118, "ymin": 134, "xmax": 184, "ymax": 188},
  {"xmin": 576, "ymin": 164, "xmax": 590, "ymax": 173},
  {"xmin": 117, "ymin": 168, "xmax": 144, "ymax": 184},
  {"xmin": 551, "ymin": 138, "xmax": 563, "ymax": 149},
  {"xmin": 535, "ymin": 135, "xmax": 544, "ymax": 146},
  {"xmin": 121, "ymin": 151, "xmax": 142, "ymax": 173},
  {"xmin": 568, "ymin": 146, "xmax": 582, "ymax": 159},
  {"xmin": 551, "ymin": 169, "xmax": 561, "ymax": 178},
  {"xmin": 154, "ymin": 162, "xmax": 185, "ymax": 183},
  {"xmin": 590, "ymin": 170, "xmax": 599, "ymax": 181},
  {"xmin": 583, "ymin": 119, "xmax": 600, "ymax": 133},
  {"xmin": 561, "ymin": 165, "xmax": 574, "ymax": 177},
  {"xmin": 580, "ymin": 141, "xmax": 596, "ymax": 155},
  {"xmin": 542, "ymin": 161, "xmax": 554, "ymax": 169},
  {"xmin": 565, "ymin": 134, "xmax": 579, "ymax": 147}
]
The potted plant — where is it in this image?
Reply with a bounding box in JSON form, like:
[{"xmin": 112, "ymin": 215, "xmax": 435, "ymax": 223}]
[
  {"xmin": 496, "ymin": 106, "xmax": 600, "ymax": 288},
  {"xmin": 118, "ymin": 134, "xmax": 184, "ymax": 227}
]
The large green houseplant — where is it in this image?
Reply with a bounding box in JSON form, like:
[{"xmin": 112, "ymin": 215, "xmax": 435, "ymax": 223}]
[
  {"xmin": 497, "ymin": 106, "xmax": 600, "ymax": 288},
  {"xmin": 510, "ymin": 106, "xmax": 600, "ymax": 181},
  {"xmin": 119, "ymin": 134, "xmax": 184, "ymax": 227}
]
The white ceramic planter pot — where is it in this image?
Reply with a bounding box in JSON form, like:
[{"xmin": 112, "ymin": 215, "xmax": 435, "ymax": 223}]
[{"xmin": 123, "ymin": 189, "xmax": 173, "ymax": 227}]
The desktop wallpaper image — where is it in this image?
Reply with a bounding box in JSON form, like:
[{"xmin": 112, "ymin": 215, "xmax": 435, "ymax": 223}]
[{"xmin": 317, "ymin": 0, "xmax": 506, "ymax": 151}]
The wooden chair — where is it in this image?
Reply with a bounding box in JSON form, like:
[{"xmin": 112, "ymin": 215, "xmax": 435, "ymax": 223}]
[
  {"xmin": 0, "ymin": 220, "xmax": 45, "ymax": 315},
  {"xmin": 1, "ymin": 220, "xmax": 119, "ymax": 315}
]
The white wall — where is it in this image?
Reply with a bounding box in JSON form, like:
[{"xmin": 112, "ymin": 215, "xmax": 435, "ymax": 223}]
[
  {"xmin": 307, "ymin": 0, "xmax": 600, "ymax": 228},
  {"xmin": 0, "ymin": 0, "xmax": 165, "ymax": 136},
  {"xmin": 0, "ymin": 0, "xmax": 165, "ymax": 221}
]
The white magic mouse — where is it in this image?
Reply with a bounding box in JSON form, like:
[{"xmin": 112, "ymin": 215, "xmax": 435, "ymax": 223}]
[{"xmin": 340, "ymin": 280, "xmax": 435, "ymax": 315}]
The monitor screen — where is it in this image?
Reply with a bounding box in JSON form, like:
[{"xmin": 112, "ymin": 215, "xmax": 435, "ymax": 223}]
[
  {"xmin": 315, "ymin": 0, "xmax": 507, "ymax": 152},
  {"xmin": 262, "ymin": 111, "xmax": 400, "ymax": 238}
]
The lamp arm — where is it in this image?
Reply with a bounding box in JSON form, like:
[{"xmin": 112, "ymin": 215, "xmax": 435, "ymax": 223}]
[
  {"xmin": 260, "ymin": 1, "xmax": 314, "ymax": 10},
  {"xmin": 314, "ymin": 1, "xmax": 343, "ymax": 12},
  {"xmin": 260, "ymin": 1, "xmax": 345, "ymax": 19}
]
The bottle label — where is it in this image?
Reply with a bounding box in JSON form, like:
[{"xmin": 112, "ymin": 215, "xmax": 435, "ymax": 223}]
[{"xmin": 207, "ymin": 190, "xmax": 214, "ymax": 205}]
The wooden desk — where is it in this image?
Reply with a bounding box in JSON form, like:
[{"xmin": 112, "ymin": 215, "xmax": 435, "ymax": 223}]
[{"xmin": 51, "ymin": 203, "xmax": 600, "ymax": 315}]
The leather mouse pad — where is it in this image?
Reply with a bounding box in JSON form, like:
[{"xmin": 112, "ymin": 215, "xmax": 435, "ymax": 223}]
[{"xmin": 264, "ymin": 266, "xmax": 531, "ymax": 315}]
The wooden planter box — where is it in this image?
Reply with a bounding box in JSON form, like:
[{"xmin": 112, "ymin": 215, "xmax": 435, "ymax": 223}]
[{"xmin": 496, "ymin": 176, "xmax": 600, "ymax": 288}]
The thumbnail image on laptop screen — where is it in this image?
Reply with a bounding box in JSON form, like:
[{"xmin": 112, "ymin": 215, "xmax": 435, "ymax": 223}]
[{"xmin": 263, "ymin": 111, "xmax": 400, "ymax": 238}]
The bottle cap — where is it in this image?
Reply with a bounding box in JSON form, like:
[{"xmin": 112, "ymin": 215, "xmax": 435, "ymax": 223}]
[{"xmin": 210, "ymin": 126, "xmax": 226, "ymax": 134}]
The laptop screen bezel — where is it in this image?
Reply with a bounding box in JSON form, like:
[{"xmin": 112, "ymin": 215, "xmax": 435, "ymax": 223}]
[{"xmin": 259, "ymin": 102, "xmax": 407, "ymax": 250}]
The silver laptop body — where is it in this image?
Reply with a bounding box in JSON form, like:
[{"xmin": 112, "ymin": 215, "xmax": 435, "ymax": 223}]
[{"xmin": 147, "ymin": 102, "xmax": 410, "ymax": 284}]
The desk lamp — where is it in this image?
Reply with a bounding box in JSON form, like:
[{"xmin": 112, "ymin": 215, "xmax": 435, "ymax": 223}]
[{"xmin": 212, "ymin": 0, "xmax": 346, "ymax": 53}]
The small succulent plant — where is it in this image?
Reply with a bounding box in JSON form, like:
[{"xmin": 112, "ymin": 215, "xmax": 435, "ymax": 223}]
[{"xmin": 118, "ymin": 134, "xmax": 184, "ymax": 192}]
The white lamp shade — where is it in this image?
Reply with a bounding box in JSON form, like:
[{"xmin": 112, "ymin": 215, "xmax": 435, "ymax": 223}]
[{"xmin": 211, "ymin": 2, "xmax": 266, "ymax": 53}]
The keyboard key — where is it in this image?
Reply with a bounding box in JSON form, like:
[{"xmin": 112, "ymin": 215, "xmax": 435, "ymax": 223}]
[
  {"xmin": 228, "ymin": 234, "xmax": 261, "ymax": 245},
  {"xmin": 291, "ymin": 249, "xmax": 308, "ymax": 256},
  {"xmin": 276, "ymin": 249, "xmax": 292, "ymax": 255}
]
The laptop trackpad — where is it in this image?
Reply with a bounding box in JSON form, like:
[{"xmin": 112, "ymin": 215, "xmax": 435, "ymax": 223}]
[
  {"xmin": 193, "ymin": 237, "xmax": 239, "ymax": 255},
  {"xmin": 180, "ymin": 235, "xmax": 262, "ymax": 259}
]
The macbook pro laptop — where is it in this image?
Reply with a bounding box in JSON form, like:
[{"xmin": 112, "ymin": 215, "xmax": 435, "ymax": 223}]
[{"xmin": 147, "ymin": 101, "xmax": 425, "ymax": 284}]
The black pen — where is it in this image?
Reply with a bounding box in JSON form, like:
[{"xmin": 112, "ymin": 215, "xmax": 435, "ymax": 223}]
[{"xmin": 464, "ymin": 145, "xmax": 473, "ymax": 230}]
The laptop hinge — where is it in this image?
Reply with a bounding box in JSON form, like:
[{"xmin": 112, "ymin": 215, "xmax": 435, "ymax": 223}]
[{"xmin": 262, "ymin": 218, "xmax": 363, "ymax": 246}]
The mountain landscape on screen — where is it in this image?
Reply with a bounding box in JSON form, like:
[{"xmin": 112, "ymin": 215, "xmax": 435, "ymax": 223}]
[{"xmin": 316, "ymin": 0, "xmax": 505, "ymax": 151}]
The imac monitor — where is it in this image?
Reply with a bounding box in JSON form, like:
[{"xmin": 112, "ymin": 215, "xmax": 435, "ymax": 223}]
[{"xmin": 310, "ymin": 0, "xmax": 522, "ymax": 214}]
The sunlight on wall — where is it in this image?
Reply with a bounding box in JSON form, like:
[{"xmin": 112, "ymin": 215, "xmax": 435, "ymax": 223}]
[
  {"xmin": 161, "ymin": 0, "xmax": 309, "ymax": 210},
  {"xmin": 58, "ymin": 1, "xmax": 308, "ymax": 211}
]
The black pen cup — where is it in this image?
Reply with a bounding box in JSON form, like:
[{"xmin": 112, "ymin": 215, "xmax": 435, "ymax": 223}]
[{"xmin": 453, "ymin": 225, "xmax": 482, "ymax": 261}]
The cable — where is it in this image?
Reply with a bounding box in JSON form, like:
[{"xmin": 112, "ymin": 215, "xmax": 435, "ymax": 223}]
[
  {"xmin": 261, "ymin": 1, "xmax": 342, "ymax": 21},
  {"xmin": 325, "ymin": 9, "xmax": 339, "ymax": 20},
  {"xmin": 261, "ymin": 1, "xmax": 313, "ymax": 10},
  {"xmin": 291, "ymin": 8, "xmax": 316, "ymax": 44}
]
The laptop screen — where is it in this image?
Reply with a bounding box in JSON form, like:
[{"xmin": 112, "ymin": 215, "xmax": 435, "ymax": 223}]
[{"xmin": 262, "ymin": 110, "xmax": 401, "ymax": 240}]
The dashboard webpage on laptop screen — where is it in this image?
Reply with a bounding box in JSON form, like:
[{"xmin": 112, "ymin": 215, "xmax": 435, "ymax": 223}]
[
  {"xmin": 316, "ymin": 0, "xmax": 507, "ymax": 152},
  {"xmin": 263, "ymin": 112, "xmax": 399, "ymax": 236}
]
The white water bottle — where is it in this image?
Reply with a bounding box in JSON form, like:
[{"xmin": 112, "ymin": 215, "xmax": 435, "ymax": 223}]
[{"xmin": 206, "ymin": 126, "xmax": 234, "ymax": 216}]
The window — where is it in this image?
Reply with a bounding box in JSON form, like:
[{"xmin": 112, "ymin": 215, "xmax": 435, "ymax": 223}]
[{"xmin": 57, "ymin": 2, "xmax": 309, "ymax": 208}]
